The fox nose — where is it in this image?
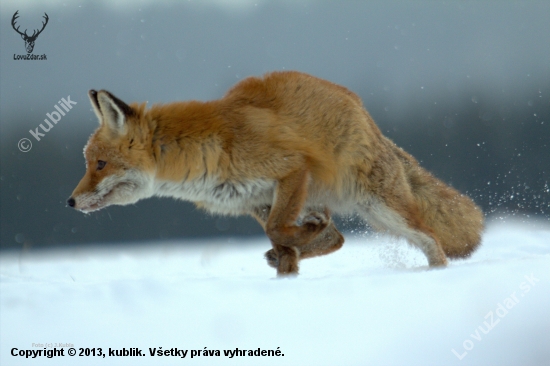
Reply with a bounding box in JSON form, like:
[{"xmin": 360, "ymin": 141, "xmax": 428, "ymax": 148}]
[{"xmin": 67, "ymin": 197, "xmax": 75, "ymax": 208}]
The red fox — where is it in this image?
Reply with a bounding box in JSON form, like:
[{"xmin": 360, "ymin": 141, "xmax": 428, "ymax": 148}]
[{"xmin": 68, "ymin": 71, "xmax": 484, "ymax": 276}]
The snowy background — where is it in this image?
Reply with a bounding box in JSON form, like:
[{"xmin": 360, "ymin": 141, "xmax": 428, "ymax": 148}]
[
  {"xmin": 1, "ymin": 220, "xmax": 549, "ymax": 365},
  {"xmin": 1, "ymin": 0, "xmax": 549, "ymax": 365}
]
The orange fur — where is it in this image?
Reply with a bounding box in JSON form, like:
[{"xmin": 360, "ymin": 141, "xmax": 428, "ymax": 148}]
[{"xmin": 69, "ymin": 71, "xmax": 484, "ymax": 276}]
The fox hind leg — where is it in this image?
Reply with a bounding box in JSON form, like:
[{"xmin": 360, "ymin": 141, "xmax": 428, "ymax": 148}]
[{"xmin": 360, "ymin": 199, "xmax": 447, "ymax": 267}]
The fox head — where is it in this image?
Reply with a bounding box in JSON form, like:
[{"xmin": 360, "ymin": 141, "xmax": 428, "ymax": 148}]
[{"xmin": 67, "ymin": 90, "xmax": 156, "ymax": 213}]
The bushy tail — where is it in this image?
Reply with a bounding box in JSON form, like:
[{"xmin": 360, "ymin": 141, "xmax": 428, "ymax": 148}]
[{"xmin": 393, "ymin": 144, "xmax": 484, "ymax": 258}]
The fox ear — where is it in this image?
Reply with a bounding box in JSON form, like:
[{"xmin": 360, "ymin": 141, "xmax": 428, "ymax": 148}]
[
  {"xmin": 88, "ymin": 90, "xmax": 102, "ymax": 121},
  {"xmin": 95, "ymin": 90, "xmax": 134, "ymax": 134}
]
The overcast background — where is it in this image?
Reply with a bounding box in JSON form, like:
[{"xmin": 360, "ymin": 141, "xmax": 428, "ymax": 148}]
[{"xmin": 1, "ymin": 0, "xmax": 549, "ymax": 251}]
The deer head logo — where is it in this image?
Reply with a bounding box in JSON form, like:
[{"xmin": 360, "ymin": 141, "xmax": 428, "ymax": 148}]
[{"xmin": 12, "ymin": 11, "xmax": 49, "ymax": 54}]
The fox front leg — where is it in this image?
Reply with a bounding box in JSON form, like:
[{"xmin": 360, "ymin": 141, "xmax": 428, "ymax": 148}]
[
  {"xmin": 263, "ymin": 210, "xmax": 343, "ymax": 267},
  {"xmin": 264, "ymin": 169, "xmax": 329, "ymax": 276}
]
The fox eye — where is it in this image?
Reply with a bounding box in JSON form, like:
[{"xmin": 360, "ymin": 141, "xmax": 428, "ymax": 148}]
[{"xmin": 97, "ymin": 160, "xmax": 107, "ymax": 171}]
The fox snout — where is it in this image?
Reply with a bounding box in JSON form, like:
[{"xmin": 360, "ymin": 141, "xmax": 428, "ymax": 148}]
[{"xmin": 67, "ymin": 168, "xmax": 154, "ymax": 213}]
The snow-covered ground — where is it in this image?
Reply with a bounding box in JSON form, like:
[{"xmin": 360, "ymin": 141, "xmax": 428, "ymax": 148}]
[{"xmin": 1, "ymin": 219, "xmax": 549, "ymax": 366}]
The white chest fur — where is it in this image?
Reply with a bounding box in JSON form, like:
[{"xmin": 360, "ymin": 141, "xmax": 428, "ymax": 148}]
[{"xmin": 153, "ymin": 177, "xmax": 276, "ymax": 215}]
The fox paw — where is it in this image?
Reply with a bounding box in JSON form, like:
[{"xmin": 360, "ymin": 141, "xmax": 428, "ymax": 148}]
[
  {"xmin": 302, "ymin": 211, "xmax": 329, "ymax": 233},
  {"xmin": 264, "ymin": 249, "xmax": 278, "ymax": 268}
]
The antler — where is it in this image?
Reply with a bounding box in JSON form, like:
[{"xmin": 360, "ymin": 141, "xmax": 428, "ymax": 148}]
[
  {"xmin": 11, "ymin": 10, "xmax": 27, "ymax": 37},
  {"xmin": 29, "ymin": 13, "xmax": 49, "ymax": 40},
  {"xmin": 11, "ymin": 11, "xmax": 49, "ymax": 40}
]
